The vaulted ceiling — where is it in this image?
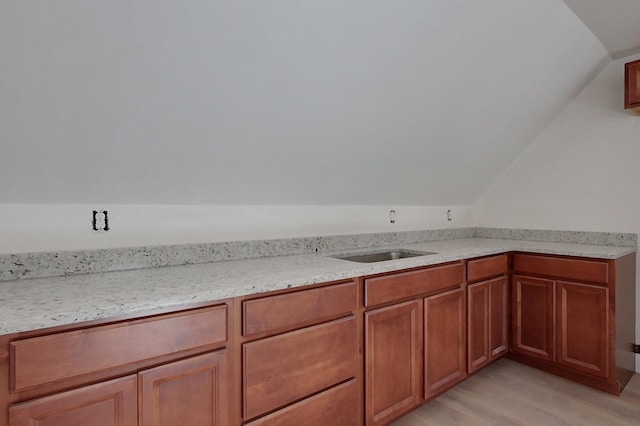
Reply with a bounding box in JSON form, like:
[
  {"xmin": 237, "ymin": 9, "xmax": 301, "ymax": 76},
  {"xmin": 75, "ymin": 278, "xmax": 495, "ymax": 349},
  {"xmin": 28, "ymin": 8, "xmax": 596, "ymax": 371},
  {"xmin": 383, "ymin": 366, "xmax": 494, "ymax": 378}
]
[
  {"xmin": 0, "ymin": 1, "xmax": 614, "ymax": 205},
  {"xmin": 562, "ymin": 0, "xmax": 640, "ymax": 57}
]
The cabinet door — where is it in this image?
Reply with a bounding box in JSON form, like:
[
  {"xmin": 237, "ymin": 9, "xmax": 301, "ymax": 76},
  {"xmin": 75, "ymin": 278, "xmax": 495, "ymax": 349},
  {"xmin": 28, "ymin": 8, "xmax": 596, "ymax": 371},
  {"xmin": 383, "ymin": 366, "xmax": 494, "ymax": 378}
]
[
  {"xmin": 467, "ymin": 281, "xmax": 490, "ymax": 373},
  {"xmin": 9, "ymin": 375, "xmax": 137, "ymax": 426},
  {"xmin": 139, "ymin": 351, "xmax": 229, "ymax": 426},
  {"xmin": 556, "ymin": 281, "xmax": 609, "ymax": 378},
  {"xmin": 365, "ymin": 300, "xmax": 422, "ymax": 426},
  {"xmin": 625, "ymin": 59, "xmax": 640, "ymax": 109},
  {"xmin": 424, "ymin": 288, "xmax": 466, "ymax": 398},
  {"xmin": 490, "ymin": 276, "xmax": 509, "ymax": 359},
  {"xmin": 512, "ymin": 276, "xmax": 554, "ymax": 362}
]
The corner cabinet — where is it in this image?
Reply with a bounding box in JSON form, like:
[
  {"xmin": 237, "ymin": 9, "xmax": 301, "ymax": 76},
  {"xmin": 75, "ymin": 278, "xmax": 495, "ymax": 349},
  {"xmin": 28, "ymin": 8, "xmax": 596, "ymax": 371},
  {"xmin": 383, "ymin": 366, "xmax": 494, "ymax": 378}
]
[
  {"xmin": 510, "ymin": 253, "xmax": 636, "ymax": 395},
  {"xmin": 625, "ymin": 59, "xmax": 640, "ymax": 114}
]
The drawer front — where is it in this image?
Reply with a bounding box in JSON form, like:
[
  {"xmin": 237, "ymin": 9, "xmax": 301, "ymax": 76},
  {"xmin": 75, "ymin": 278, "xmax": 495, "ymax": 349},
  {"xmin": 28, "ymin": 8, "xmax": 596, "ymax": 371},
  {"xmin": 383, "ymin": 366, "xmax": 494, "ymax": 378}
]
[
  {"xmin": 243, "ymin": 281, "xmax": 357, "ymax": 338},
  {"xmin": 467, "ymin": 254, "xmax": 508, "ymax": 283},
  {"xmin": 365, "ymin": 263, "xmax": 464, "ymax": 307},
  {"xmin": 243, "ymin": 316, "xmax": 358, "ymax": 420},
  {"xmin": 513, "ymin": 254, "xmax": 608, "ymax": 285},
  {"xmin": 11, "ymin": 305, "xmax": 227, "ymax": 392},
  {"xmin": 245, "ymin": 379, "xmax": 358, "ymax": 426}
]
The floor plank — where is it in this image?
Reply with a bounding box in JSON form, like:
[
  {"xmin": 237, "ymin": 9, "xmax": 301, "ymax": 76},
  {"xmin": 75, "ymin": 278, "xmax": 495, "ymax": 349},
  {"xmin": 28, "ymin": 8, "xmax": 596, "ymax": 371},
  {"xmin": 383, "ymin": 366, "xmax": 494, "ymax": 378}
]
[{"xmin": 392, "ymin": 358, "xmax": 640, "ymax": 426}]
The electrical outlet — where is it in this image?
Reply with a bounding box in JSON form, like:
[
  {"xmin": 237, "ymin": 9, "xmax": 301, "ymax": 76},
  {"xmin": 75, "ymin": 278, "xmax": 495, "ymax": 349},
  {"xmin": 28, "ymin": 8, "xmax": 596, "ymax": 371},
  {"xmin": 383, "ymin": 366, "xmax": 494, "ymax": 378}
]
[{"xmin": 92, "ymin": 210, "xmax": 110, "ymax": 232}]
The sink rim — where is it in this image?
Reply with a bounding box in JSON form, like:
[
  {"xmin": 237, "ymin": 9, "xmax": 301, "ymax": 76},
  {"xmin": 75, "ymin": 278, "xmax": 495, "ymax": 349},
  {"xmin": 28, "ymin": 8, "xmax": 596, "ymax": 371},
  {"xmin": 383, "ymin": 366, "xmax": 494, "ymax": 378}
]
[{"xmin": 330, "ymin": 248, "xmax": 438, "ymax": 263}]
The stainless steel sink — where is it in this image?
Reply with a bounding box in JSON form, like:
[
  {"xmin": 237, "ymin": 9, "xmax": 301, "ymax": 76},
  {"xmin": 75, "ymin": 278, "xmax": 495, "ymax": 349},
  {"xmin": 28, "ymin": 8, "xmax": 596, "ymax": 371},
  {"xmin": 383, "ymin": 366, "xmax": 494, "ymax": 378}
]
[{"xmin": 332, "ymin": 249, "xmax": 437, "ymax": 263}]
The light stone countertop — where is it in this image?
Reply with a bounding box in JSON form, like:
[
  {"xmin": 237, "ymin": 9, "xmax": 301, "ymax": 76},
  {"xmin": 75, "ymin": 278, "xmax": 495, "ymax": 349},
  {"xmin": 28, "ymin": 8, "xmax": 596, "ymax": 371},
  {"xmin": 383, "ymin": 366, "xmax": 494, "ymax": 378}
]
[{"xmin": 0, "ymin": 238, "xmax": 634, "ymax": 335}]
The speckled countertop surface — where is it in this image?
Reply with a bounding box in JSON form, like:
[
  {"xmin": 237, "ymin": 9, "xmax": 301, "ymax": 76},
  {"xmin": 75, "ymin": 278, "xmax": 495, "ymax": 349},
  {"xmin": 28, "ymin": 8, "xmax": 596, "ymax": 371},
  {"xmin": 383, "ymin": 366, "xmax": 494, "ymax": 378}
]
[{"xmin": 0, "ymin": 238, "xmax": 634, "ymax": 335}]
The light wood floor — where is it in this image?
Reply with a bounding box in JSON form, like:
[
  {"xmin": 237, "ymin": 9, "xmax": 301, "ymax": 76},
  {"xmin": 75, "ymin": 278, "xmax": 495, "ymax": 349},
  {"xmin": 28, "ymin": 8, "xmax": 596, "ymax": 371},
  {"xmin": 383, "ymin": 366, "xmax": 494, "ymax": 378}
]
[{"xmin": 392, "ymin": 359, "xmax": 640, "ymax": 426}]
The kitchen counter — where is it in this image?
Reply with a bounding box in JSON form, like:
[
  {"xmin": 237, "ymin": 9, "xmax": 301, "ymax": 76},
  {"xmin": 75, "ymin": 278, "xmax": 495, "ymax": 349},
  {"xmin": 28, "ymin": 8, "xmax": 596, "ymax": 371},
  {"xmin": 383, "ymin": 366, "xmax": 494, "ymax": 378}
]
[{"xmin": 0, "ymin": 238, "xmax": 634, "ymax": 335}]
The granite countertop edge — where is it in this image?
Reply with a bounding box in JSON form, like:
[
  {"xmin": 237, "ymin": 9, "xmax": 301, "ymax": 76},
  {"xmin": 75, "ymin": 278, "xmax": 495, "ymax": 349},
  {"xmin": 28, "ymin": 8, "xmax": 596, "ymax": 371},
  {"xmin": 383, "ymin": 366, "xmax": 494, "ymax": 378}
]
[{"xmin": 0, "ymin": 238, "xmax": 635, "ymax": 335}]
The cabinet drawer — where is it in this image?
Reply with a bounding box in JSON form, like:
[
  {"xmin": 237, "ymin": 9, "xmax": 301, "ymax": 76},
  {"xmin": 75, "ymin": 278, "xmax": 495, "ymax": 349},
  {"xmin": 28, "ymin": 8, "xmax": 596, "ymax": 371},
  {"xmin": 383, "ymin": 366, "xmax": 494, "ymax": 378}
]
[
  {"xmin": 243, "ymin": 316, "xmax": 357, "ymax": 420},
  {"xmin": 365, "ymin": 263, "xmax": 464, "ymax": 307},
  {"xmin": 243, "ymin": 281, "xmax": 357, "ymax": 338},
  {"xmin": 245, "ymin": 379, "xmax": 358, "ymax": 426},
  {"xmin": 10, "ymin": 305, "xmax": 227, "ymax": 392},
  {"xmin": 513, "ymin": 254, "xmax": 608, "ymax": 285},
  {"xmin": 467, "ymin": 254, "xmax": 508, "ymax": 283}
]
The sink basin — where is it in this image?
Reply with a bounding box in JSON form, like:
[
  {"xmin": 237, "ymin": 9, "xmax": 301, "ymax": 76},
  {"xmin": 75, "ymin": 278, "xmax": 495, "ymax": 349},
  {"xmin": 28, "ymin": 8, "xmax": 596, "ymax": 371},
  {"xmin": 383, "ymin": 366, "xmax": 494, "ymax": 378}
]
[{"xmin": 333, "ymin": 249, "xmax": 437, "ymax": 263}]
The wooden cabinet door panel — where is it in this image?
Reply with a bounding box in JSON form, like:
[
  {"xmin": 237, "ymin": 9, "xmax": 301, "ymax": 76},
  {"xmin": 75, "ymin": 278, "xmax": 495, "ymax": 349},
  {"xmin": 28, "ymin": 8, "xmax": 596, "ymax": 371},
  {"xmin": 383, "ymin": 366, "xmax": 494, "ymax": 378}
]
[
  {"xmin": 425, "ymin": 288, "xmax": 466, "ymax": 398},
  {"xmin": 365, "ymin": 300, "xmax": 422, "ymax": 426},
  {"xmin": 512, "ymin": 276, "xmax": 554, "ymax": 362},
  {"xmin": 556, "ymin": 282, "xmax": 609, "ymax": 378},
  {"xmin": 467, "ymin": 282, "xmax": 490, "ymax": 373},
  {"xmin": 139, "ymin": 351, "xmax": 229, "ymax": 426},
  {"xmin": 490, "ymin": 276, "xmax": 509, "ymax": 359},
  {"xmin": 243, "ymin": 316, "xmax": 357, "ymax": 420},
  {"xmin": 246, "ymin": 379, "xmax": 358, "ymax": 426},
  {"xmin": 9, "ymin": 375, "xmax": 137, "ymax": 426},
  {"xmin": 625, "ymin": 59, "xmax": 640, "ymax": 109}
]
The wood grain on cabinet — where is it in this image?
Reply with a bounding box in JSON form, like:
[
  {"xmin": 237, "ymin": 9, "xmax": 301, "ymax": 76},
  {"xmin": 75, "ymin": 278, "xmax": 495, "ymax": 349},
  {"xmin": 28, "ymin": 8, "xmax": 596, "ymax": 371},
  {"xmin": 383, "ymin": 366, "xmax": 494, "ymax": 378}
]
[
  {"xmin": 424, "ymin": 288, "xmax": 466, "ymax": 399},
  {"xmin": 625, "ymin": 59, "xmax": 640, "ymax": 114},
  {"xmin": 9, "ymin": 375, "xmax": 137, "ymax": 426},
  {"xmin": 365, "ymin": 263, "xmax": 464, "ymax": 307},
  {"xmin": 242, "ymin": 316, "xmax": 357, "ymax": 420},
  {"xmin": 467, "ymin": 282, "xmax": 490, "ymax": 373},
  {"xmin": 10, "ymin": 306, "xmax": 227, "ymax": 392},
  {"xmin": 245, "ymin": 379, "xmax": 359, "ymax": 426},
  {"xmin": 139, "ymin": 350, "xmax": 229, "ymax": 426},
  {"xmin": 556, "ymin": 282, "xmax": 609, "ymax": 379},
  {"xmin": 513, "ymin": 254, "xmax": 608, "ymax": 285},
  {"xmin": 467, "ymin": 255, "xmax": 508, "ymax": 283},
  {"xmin": 365, "ymin": 300, "xmax": 422, "ymax": 426},
  {"xmin": 512, "ymin": 276, "xmax": 555, "ymax": 362},
  {"xmin": 242, "ymin": 281, "xmax": 357, "ymax": 338},
  {"xmin": 490, "ymin": 277, "xmax": 508, "ymax": 358}
]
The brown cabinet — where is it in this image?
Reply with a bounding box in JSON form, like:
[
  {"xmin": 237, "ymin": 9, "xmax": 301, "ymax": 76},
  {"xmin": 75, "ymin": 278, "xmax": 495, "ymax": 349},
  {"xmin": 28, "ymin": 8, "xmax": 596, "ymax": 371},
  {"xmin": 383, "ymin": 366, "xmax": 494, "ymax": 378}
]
[
  {"xmin": 9, "ymin": 375, "xmax": 137, "ymax": 426},
  {"xmin": 139, "ymin": 351, "xmax": 229, "ymax": 426},
  {"xmin": 510, "ymin": 253, "xmax": 636, "ymax": 395},
  {"xmin": 512, "ymin": 275, "xmax": 555, "ymax": 362},
  {"xmin": 467, "ymin": 256, "xmax": 508, "ymax": 373},
  {"xmin": 556, "ymin": 281, "xmax": 608, "ymax": 378},
  {"xmin": 424, "ymin": 288, "xmax": 466, "ymax": 399},
  {"xmin": 365, "ymin": 300, "xmax": 422, "ymax": 426},
  {"xmin": 6, "ymin": 305, "xmax": 230, "ymax": 426},
  {"xmin": 625, "ymin": 59, "xmax": 640, "ymax": 114},
  {"xmin": 239, "ymin": 281, "xmax": 360, "ymax": 425}
]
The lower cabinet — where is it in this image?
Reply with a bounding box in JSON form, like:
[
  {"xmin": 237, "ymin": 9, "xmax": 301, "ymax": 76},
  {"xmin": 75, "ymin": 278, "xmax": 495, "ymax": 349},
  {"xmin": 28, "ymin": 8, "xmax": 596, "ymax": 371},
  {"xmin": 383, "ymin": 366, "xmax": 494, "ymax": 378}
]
[
  {"xmin": 556, "ymin": 281, "xmax": 609, "ymax": 378},
  {"xmin": 139, "ymin": 351, "xmax": 229, "ymax": 426},
  {"xmin": 365, "ymin": 300, "xmax": 422, "ymax": 426},
  {"xmin": 424, "ymin": 288, "xmax": 467, "ymax": 399},
  {"xmin": 9, "ymin": 375, "xmax": 138, "ymax": 426},
  {"xmin": 9, "ymin": 351, "xmax": 228, "ymax": 426},
  {"xmin": 512, "ymin": 275, "xmax": 555, "ymax": 362},
  {"xmin": 467, "ymin": 277, "xmax": 508, "ymax": 373}
]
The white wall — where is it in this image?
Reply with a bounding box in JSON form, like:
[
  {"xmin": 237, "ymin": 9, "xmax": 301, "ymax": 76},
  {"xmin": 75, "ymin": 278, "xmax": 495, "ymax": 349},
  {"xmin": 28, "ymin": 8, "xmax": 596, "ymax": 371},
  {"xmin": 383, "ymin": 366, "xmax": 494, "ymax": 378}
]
[
  {"xmin": 0, "ymin": 204, "xmax": 473, "ymax": 254},
  {"xmin": 0, "ymin": 0, "xmax": 607, "ymax": 206},
  {"xmin": 475, "ymin": 54, "xmax": 640, "ymax": 371}
]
